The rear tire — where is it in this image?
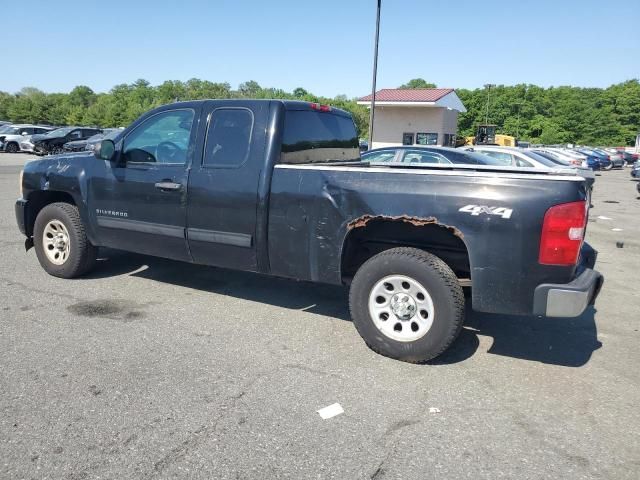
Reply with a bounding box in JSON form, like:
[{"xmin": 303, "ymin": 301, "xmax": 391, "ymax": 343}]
[
  {"xmin": 33, "ymin": 202, "xmax": 97, "ymax": 278},
  {"xmin": 349, "ymin": 247, "xmax": 465, "ymax": 363}
]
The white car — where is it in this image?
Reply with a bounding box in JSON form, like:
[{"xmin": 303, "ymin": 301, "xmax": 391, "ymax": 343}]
[
  {"xmin": 529, "ymin": 148, "xmax": 587, "ymax": 167},
  {"xmin": 0, "ymin": 124, "xmax": 55, "ymax": 153},
  {"xmin": 463, "ymin": 146, "xmax": 570, "ymax": 170}
]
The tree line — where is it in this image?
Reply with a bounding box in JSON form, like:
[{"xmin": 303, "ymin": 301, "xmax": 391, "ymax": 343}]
[{"xmin": 1, "ymin": 77, "xmax": 638, "ymax": 145}]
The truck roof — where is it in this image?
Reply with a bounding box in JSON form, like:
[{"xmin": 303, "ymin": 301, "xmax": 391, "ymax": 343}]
[{"xmin": 169, "ymin": 99, "xmax": 353, "ymax": 118}]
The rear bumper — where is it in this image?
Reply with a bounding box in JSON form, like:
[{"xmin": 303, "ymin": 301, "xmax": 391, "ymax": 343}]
[
  {"xmin": 533, "ymin": 267, "xmax": 603, "ymax": 318},
  {"xmin": 15, "ymin": 198, "xmax": 28, "ymax": 236}
]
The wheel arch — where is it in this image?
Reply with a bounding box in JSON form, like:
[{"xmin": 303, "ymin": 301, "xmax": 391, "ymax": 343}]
[
  {"xmin": 340, "ymin": 216, "xmax": 471, "ymax": 287},
  {"xmin": 24, "ymin": 190, "xmax": 78, "ymax": 237}
]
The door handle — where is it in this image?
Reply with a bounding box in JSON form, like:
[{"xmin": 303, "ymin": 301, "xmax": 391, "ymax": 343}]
[{"xmin": 154, "ymin": 181, "xmax": 182, "ymax": 191}]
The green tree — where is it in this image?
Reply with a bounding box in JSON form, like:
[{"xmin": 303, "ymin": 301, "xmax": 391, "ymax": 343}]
[{"xmin": 398, "ymin": 78, "xmax": 437, "ymax": 89}]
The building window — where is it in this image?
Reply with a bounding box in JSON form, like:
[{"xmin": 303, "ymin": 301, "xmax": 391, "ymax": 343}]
[
  {"xmin": 416, "ymin": 132, "xmax": 438, "ymax": 145},
  {"xmin": 443, "ymin": 134, "xmax": 456, "ymax": 147},
  {"xmin": 402, "ymin": 133, "xmax": 414, "ymax": 145}
]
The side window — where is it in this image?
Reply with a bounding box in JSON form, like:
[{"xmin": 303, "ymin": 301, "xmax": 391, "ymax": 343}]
[
  {"xmin": 68, "ymin": 129, "xmax": 83, "ymax": 140},
  {"xmin": 416, "ymin": 132, "xmax": 438, "ymax": 146},
  {"xmin": 402, "ymin": 133, "xmax": 414, "ymax": 145},
  {"xmin": 401, "ymin": 150, "xmax": 445, "ymax": 164},
  {"xmin": 515, "ymin": 157, "xmax": 533, "ymax": 167},
  {"xmin": 203, "ymin": 108, "xmax": 253, "ymax": 167},
  {"xmin": 364, "ymin": 150, "xmax": 397, "ymax": 163},
  {"xmin": 123, "ymin": 109, "xmax": 194, "ymax": 164},
  {"xmin": 483, "ymin": 151, "xmax": 513, "ymax": 166},
  {"xmin": 23, "ymin": 128, "xmax": 34, "ymax": 135}
]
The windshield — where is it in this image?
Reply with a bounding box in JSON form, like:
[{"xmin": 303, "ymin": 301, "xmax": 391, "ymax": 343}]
[
  {"xmin": 45, "ymin": 127, "xmax": 74, "ymax": 138},
  {"xmin": 532, "ymin": 150, "xmax": 571, "ymax": 166},
  {"xmin": 1, "ymin": 126, "xmax": 21, "ymax": 135},
  {"xmin": 104, "ymin": 129, "xmax": 121, "ymax": 140},
  {"xmin": 520, "ymin": 150, "xmax": 562, "ymax": 167}
]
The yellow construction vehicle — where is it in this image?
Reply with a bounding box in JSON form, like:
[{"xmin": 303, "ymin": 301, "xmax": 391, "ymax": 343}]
[{"xmin": 463, "ymin": 124, "xmax": 516, "ymax": 147}]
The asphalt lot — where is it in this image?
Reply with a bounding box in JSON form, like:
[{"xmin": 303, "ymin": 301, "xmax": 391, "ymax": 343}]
[{"xmin": 1, "ymin": 152, "xmax": 639, "ymax": 480}]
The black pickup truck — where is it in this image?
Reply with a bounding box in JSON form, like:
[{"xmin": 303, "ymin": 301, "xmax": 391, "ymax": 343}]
[{"xmin": 15, "ymin": 100, "xmax": 603, "ymax": 363}]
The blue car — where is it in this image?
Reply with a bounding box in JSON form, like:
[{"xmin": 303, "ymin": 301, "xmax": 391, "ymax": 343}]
[{"xmin": 577, "ymin": 148, "xmax": 612, "ymax": 170}]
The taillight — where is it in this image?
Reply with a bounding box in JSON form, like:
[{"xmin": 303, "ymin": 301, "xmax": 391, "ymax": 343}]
[
  {"xmin": 539, "ymin": 201, "xmax": 587, "ymax": 266},
  {"xmin": 310, "ymin": 103, "xmax": 331, "ymax": 112}
]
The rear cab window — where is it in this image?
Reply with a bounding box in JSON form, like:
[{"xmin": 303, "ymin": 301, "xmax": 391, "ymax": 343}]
[{"xmin": 280, "ymin": 107, "xmax": 359, "ymax": 164}]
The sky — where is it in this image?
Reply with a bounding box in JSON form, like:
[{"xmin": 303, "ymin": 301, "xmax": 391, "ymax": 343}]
[{"xmin": 2, "ymin": 0, "xmax": 638, "ymax": 98}]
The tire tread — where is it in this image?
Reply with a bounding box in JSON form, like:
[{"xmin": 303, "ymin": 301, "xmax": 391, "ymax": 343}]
[{"xmin": 349, "ymin": 247, "xmax": 465, "ymax": 363}]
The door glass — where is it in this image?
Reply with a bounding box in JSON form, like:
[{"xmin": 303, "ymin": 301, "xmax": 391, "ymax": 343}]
[
  {"xmin": 123, "ymin": 109, "xmax": 194, "ymax": 164},
  {"xmin": 69, "ymin": 130, "xmax": 82, "ymax": 140},
  {"xmin": 203, "ymin": 109, "xmax": 253, "ymax": 167},
  {"xmin": 402, "ymin": 133, "xmax": 414, "ymax": 145}
]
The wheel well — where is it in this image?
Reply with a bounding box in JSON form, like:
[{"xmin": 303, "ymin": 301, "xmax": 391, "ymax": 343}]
[
  {"xmin": 341, "ymin": 219, "xmax": 470, "ymax": 282},
  {"xmin": 25, "ymin": 191, "xmax": 76, "ymax": 236}
]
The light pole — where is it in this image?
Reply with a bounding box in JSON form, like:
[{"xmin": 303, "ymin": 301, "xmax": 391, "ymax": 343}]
[
  {"xmin": 484, "ymin": 83, "xmax": 495, "ymax": 125},
  {"xmin": 368, "ymin": 0, "xmax": 382, "ymax": 148}
]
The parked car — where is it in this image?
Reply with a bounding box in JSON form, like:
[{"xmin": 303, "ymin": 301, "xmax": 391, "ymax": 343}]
[
  {"xmin": 530, "ymin": 148, "xmax": 585, "ymax": 167},
  {"xmin": 631, "ymin": 161, "xmax": 640, "ymax": 179},
  {"xmin": 577, "ymin": 148, "xmax": 614, "ymax": 170},
  {"xmin": 15, "ymin": 100, "xmax": 603, "ymax": 363},
  {"xmin": 359, "ymin": 139, "xmax": 369, "ymax": 153},
  {"xmin": 33, "ymin": 127, "xmax": 102, "ymax": 155},
  {"xmin": 609, "ymin": 150, "xmax": 637, "ymax": 166},
  {"xmin": 362, "ymin": 146, "xmax": 510, "ymax": 166},
  {"xmin": 63, "ymin": 128, "xmax": 122, "ymax": 152},
  {"xmin": 0, "ymin": 125, "xmax": 55, "ymax": 153}
]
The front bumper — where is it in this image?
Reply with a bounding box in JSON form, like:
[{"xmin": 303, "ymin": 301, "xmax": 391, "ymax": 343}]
[
  {"xmin": 15, "ymin": 198, "xmax": 28, "ymax": 236},
  {"xmin": 533, "ymin": 267, "xmax": 603, "ymax": 318}
]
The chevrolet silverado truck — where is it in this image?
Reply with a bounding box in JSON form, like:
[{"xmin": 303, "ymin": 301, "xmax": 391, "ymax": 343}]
[{"xmin": 15, "ymin": 100, "xmax": 603, "ymax": 363}]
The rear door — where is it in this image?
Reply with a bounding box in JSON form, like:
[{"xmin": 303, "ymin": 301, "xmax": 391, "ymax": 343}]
[{"xmin": 186, "ymin": 100, "xmax": 269, "ymax": 271}]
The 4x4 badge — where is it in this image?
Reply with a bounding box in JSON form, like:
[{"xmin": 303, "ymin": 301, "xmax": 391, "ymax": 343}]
[{"xmin": 459, "ymin": 205, "xmax": 513, "ymax": 219}]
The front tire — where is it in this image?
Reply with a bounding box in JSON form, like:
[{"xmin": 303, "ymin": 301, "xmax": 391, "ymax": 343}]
[
  {"xmin": 602, "ymin": 162, "xmax": 613, "ymax": 171},
  {"xmin": 5, "ymin": 142, "xmax": 19, "ymax": 153},
  {"xmin": 33, "ymin": 202, "xmax": 97, "ymax": 278},
  {"xmin": 349, "ymin": 247, "xmax": 465, "ymax": 363}
]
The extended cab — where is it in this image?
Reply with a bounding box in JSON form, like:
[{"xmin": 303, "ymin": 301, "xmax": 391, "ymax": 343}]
[{"xmin": 15, "ymin": 100, "xmax": 603, "ymax": 363}]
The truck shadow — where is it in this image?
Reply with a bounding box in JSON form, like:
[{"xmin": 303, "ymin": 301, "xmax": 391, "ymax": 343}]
[
  {"xmin": 88, "ymin": 249, "xmax": 602, "ymax": 368},
  {"xmin": 432, "ymin": 305, "xmax": 602, "ymax": 367}
]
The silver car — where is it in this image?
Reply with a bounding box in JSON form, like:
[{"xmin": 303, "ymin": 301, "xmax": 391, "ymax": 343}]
[{"xmin": 0, "ymin": 124, "xmax": 55, "ymax": 153}]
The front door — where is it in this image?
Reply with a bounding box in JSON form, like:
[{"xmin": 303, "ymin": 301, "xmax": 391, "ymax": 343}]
[{"xmin": 89, "ymin": 107, "xmax": 197, "ymax": 261}]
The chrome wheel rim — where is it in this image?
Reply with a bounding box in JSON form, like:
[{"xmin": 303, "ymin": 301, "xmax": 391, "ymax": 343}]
[
  {"xmin": 368, "ymin": 275, "xmax": 435, "ymax": 342},
  {"xmin": 43, "ymin": 220, "xmax": 71, "ymax": 265}
]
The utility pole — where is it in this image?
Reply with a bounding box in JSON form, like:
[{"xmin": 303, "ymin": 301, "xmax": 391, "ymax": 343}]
[
  {"xmin": 367, "ymin": 0, "xmax": 382, "ymax": 148},
  {"xmin": 484, "ymin": 83, "xmax": 495, "ymax": 125}
]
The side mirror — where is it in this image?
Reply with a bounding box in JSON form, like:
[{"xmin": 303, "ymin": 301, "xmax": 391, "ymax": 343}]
[
  {"xmin": 21, "ymin": 131, "xmax": 29, "ymax": 136},
  {"xmin": 94, "ymin": 139, "xmax": 116, "ymax": 161}
]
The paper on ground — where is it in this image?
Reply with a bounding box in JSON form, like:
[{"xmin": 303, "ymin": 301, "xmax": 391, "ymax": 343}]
[
  {"xmin": 597, "ymin": 216, "xmax": 612, "ymax": 220},
  {"xmin": 317, "ymin": 403, "xmax": 344, "ymax": 419},
  {"xmin": 429, "ymin": 407, "xmax": 441, "ymax": 414},
  {"xmin": 612, "ymin": 228, "xmax": 623, "ymax": 232}
]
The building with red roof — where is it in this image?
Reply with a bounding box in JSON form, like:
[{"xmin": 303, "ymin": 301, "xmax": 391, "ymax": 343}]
[{"xmin": 357, "ymin": 88, "xmax": 466, "ymax": 149}]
